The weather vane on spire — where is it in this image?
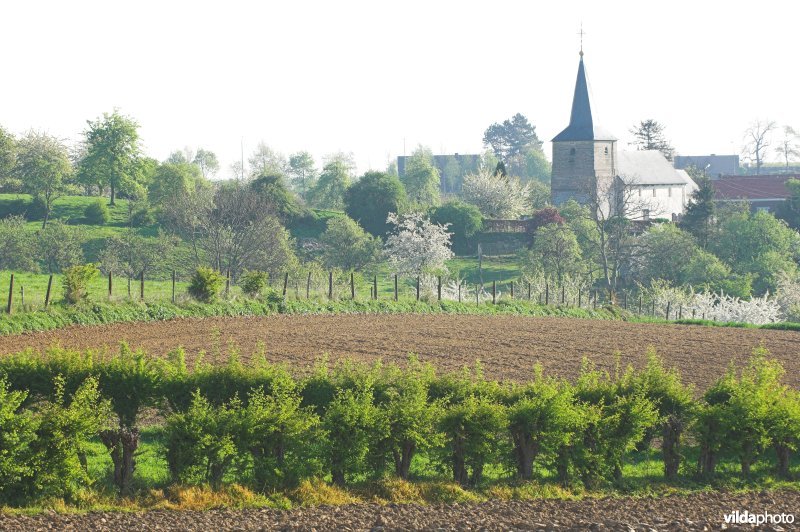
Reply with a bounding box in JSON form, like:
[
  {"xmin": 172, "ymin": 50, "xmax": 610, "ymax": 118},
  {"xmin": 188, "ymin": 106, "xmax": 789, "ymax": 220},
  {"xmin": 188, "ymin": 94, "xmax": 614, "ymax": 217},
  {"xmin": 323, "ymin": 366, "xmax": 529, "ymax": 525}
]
[{"xmin": 578, "ymin": 23, "xmax": 585, "ymax": 57}]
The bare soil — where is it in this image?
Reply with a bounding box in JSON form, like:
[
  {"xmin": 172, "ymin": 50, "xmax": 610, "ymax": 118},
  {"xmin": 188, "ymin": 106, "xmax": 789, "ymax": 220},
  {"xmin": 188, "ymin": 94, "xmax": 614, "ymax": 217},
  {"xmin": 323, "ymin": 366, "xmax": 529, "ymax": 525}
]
[
  {"xmin": 1, "ymin": 490, "xmax": 797, "ymax": 530},
  {"xmin": 1, "ymin": 314, "xmax": 799, "ymax": 390}
]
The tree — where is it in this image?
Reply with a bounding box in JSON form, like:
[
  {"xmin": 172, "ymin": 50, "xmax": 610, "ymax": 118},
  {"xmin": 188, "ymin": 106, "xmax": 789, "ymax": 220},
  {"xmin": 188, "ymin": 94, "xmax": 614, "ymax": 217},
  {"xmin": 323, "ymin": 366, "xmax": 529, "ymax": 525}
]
[
  {"xmin": 384, "ymin": 212, "xmax": 453, "ymax": 276},
  {"xmin": 0, "ymin": 125, "xmax": 16, "ymax": 188},
  {"xmin": 250, "ymin": 172, "xmax": 308, "ymax": 223},
  {"xmin": 629, "ymin": 119, "xmax": 674, "ymax": 161},
  {"xmin": 37, "ymin": 220, "xmax": 84, "ymax": 273},
  {"xmin": 148, "ymin": 162, "xmax": 207, "ymax": 210},
  {"xmin": 631, "ymin": 224, "xmax": 703, "ymax": 286},
  {"xmin": 461, "ymin": 168, "xmax": 530, "ymax": 219},
  {"xmin": 0, "ymin": 216, "xmax": 39, "ymax": 271},
  {"xmin": 344, "ymin": 171, "xmax": 407, "ymax": 237},
  {"xmin": 193, "ymin": 148, "xmax": 219, "ymax": 179},
  {"xmin": 777, "ymin": 178, "xmax": 800, "ymax": 229},
  {"xmin": 308, "ymin": 158, "xmax": 352, "ymax": 210},
  {"xmin": 14, "ymin": 131, "xmax": 73, "ymax": 228},
  {"xmin": 680, "ymin": 176, "xmax": 716, "ymax": 248},
  {"xmin": 248, "ymin": 142, "xmax": 287, "ymax": 177},
  {"xmin": 319, "ymin": 216, "xmax": 380, "ymax": 270},
  {"xmin": 401, "ymin": 146, "xmax": 440, "ymax": 206},
  {"xmin": 529, "ymin": 180, "xmax": 551, "ymax": 210},
  {"xmin": 429, "ymin": 201, "xmax": 483, "ymax": 255},
  {"xmin": 77, "ymin": 110, "xmax": 145, "ymax": 205},
  {"xmin": 483, "ymin": 113, "xmax": 543, "ymax": 162},
  {"xmin": 743, "ymin": 119, "xmax": 776, "ymax": 175},
  {"xmin": 99, "ymin": 230, "xmax": 179, "ymax": 279},
  {"xmin": 775, "ymin": 126, "xmax": 800, "ymax": 170},
  {"xmin": 287, "ymin": 151, "xmax": 317, "ymax": 201},
  {"xmin": 528, "ymin": 223, "xmax": 582, "ymax": 284}
]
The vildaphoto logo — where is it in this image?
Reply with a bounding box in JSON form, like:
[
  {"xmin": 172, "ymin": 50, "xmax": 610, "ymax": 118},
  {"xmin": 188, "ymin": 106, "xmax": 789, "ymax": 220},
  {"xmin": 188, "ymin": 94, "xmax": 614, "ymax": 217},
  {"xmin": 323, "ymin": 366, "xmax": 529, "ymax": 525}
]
[{"xmin": 723, "ymin": 510, "xmax": 795, "ymax": 525}]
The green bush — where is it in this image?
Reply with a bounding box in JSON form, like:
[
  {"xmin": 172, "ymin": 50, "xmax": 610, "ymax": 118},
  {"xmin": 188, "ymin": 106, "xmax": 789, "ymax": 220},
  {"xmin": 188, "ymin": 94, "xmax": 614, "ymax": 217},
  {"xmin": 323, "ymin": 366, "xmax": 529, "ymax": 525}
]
[
  {"xmin": 0, "ymin": 377, "xmax": 37, "ymax": 504},
  {"xmin": 130, "ymin": 205, "xmax": 155, "ymax": 227},
  {"xmin": 84, "ymin": 199, "xmax": 110, "ymax": 225},
  {"xmin": 187, "ymin": 267, "xmax": 225, "ymax": 303},
  {"xmin": 240, "ymin": 270, "xmax": 269, "ymax": 298},
  {"xmin": 62, "ymin": 264, "xmax": 100, "ymax": 304}
]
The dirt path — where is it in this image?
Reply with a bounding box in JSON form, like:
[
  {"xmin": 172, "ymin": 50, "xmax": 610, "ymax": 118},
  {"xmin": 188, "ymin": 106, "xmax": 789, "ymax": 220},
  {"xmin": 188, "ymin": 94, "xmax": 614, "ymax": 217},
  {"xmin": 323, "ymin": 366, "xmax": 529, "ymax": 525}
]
[
  {"xmin": 1, "ymin": 490, "xmax": 797, "ymax": 530},
  {"xmin": 2, "ymin": 314, "xmax": 799, "ymax": 390}
]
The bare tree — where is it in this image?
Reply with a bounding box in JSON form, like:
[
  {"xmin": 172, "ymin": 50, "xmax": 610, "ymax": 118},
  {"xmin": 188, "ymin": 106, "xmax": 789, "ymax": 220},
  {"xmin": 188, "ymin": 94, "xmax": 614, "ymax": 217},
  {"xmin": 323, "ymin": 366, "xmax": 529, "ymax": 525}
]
[
  {"xmin": 743, "ymin": 119, "xmax": 776, "ymax": 175},
  {"xmin": 578, "ymin": 176, "xmax": 657, "ymax": 302},
  {"xmin": 775, "ymin": 126, "xmax": 800, "ymax": 170}
]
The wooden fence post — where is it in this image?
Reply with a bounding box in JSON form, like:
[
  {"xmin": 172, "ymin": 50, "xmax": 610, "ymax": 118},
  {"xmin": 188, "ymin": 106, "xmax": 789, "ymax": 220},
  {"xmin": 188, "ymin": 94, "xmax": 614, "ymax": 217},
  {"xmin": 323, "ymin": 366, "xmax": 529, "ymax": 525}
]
[
  {"xmin": 225, "ymin": 270, "xmax": 230, "ymax": 297},
  {"xmin": 6, "ymin": 274, "xmax": 13, "ymax": 314},
  {"xmin": 140, "ymin": 271, "xmax": 145, "ymax": 301},
  {"xmin": 692, "ymin": 308, "xmax": 696, "ymax": 319},
  {"xmin": 171, "ymin": 271, "xmax": 176, "ymax": 303},
  {"xmin": 638, "ymin": 295, "xmax": 643, "ymax": 315},
  {"xmin": 578, "ymin": 289, "xmax": 582, "ymax": 308},
  {"xmin": 328, "ymin": 271, "xmax": 333, "ymax": 299},
  {"xmin": 127, "ymin": 277, "xmax": 131, "ymax": 298},
  {"xmin": 437, "ymin": 276, "xmax": 441, "ymax": 301},
  {"xmin": 527, "ymin": 281, "xmax": 531, "ymax": 301},
  {"xmin": 458, "ymin": 280, "xmax": 462, "ymax": 303},
  {"xmin": 20, "ymin": 285, "xmax": 24, "ymax": 308},
  {"xmin": 492, "ymin": 280, "xmax": 496, "ymax": 304},
  {"xmin": 593, "ymin": 290, "xmax": 597, "ymax": 310},
  {"xmin": 373, "ymin": 275, "xmax": 377, "ymax": 301},
  {"xmin": 510, "ymin": 280, "xmax": 514, "ymax": 299},
  {"xmin": 283, "ymin": 272, "xmax": 289, "ymax": 299},
  {"xmin": 416, "ymin": 277, "xmax": 420, "ymax": 301},
  {"xmin": 651, "ymin": 300, "xmax": 656, "ymax": 316},
  {"xmin": 45, "ymin": 274, "xmax": 53, "ymax": 307},
  {"xmin": 545, "ymin": 282, "xmax": 549, "ymax": 305},
  {"xmin": 666, "ymin": 301, "xmax": 671, "ymax": 320},
  {"xmin": 350, "ymin": 272, "xmax": 355, "ymax": 300},
  {"xmin": 476, "ymin": 284, "xmax": 479, "ymax": 305},
  {"xmin": 108, "ymin": 272, "xmax": 113, "ymax": 300},
  {"xmin": 678, "ymin": 304, "xmax": 683, "ymax": 320},
  {"xmin": 394, "ymin": 274, "xmax": 398, "ymax": 301},
  {"xmin": 561, "ymin": 285, "xmax": 565, "ymax": 304},
  {"xmin": 306, "ymin": 271, "xmax": 312, "ymax": 299},
  {"xmin": 623, "ymin": 291, "xmax": 628, "ymax": 309}
]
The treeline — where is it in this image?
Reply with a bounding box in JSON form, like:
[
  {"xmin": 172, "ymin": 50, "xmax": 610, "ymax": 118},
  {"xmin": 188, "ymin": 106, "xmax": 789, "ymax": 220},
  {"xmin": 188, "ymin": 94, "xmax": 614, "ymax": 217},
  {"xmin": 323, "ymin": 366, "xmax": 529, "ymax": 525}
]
[{"xmin": 0, "ymin": 346, "xmax": 797, "ymax": 505}]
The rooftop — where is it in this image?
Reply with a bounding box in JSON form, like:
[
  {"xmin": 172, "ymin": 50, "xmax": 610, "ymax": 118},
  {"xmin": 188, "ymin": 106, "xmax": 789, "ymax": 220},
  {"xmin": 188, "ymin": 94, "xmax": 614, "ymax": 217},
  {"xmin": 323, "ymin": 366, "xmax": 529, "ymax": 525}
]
[
  {"xmin": 712, "ymin": 175, "xmax": 799, "ymax": 201},
  {"xmin": 552, "ymin": 55, "xmax": 616, "ymax": 142}
]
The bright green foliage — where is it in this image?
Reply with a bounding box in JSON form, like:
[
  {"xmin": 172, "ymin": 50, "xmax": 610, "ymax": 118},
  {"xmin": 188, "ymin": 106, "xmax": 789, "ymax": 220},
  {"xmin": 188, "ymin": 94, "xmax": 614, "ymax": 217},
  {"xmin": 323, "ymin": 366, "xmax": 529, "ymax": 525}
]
[
  {"xmin": 165, "ymin": 390, "xmax": 244, "ymax": 489},
  {"xmin": 77, "ymin": 110, "xmax": 145, "ymax": 205},
  {"xmin": 401, "ymin": 146, "xmax": 440, "ymax": 207},
  {"xmin": 344, "ymin": 171, "xmax": 407, "ymax": 237},
  {"xmin": 148, "ymin": 161, "xmax": 207, "ymax": 209},
  {"xmin": 308, "ymin": 159, "xmax": 351, "ymax": 210},
  {"xmin": 528, "ymin": 223, "xmax": 582, "ymax": 284},
  {"xmin": 250, "ymin": 172, "xmax": 310, "ymax": 224},
  {"xmin": 188, "ymin": 267, "xmax": 225, "ymax": 303},
  {"xmin": 97, "ymin": 343, "xmax": 162, "ymax": 428},
  {"xmin": 244, "ymin": 381, "xmax": 322, "ymax": 489},
  {"xmin": 777, "ymin": 178, "xmax": 800, "ymax": 229},
  {"xmin": 322, "ymin": 383, "xmax": 387, "ymax": 486},
  {"xmin": 439, "ymin": 394, "xmax": 507, "ymax": 486},
  {"xmin": 505, "ymin": 369, "xmax": 582, "ymax": 480},
  {"xmin": 0, "ymin": 125, "xmax": 16, "ymax": 187},
  {"xmin": 429, "ymin": 201, "xmax": 483, "ymax": 255},
  {"xmin": 287, "ymin": 151, "xmax": 317, "ymax": 201},
  {"xmin": 319, "ymin": 216, "xmax": 380, "ymax": 270},
  {"xmin": 0, "ymin": 215, "xmax": 39, "ymax": 271},
  {"xmin": 62, "ymin": 264, "xmax": 99, "ymax": 304},
  {"xmin": 13, "ymin": 131, "xmax": 73, "ymax": 228},
  {"xmin": 28, "ymin": 376, "xmax": 111, "ymax": 502},
  {"xmin": 36, "ymin": 220, "xmax": 84, "ymax": 273},
  {"xmin": 240, "ymin": 270, "xmax": 270, "ymax": 298},
  {"xmin": 84, "ymin": 199, "xmax": 110, "ymax": 225},
  {"xmin": 0, "ymin": 377, "xmax": 36, "ymax": 504}
]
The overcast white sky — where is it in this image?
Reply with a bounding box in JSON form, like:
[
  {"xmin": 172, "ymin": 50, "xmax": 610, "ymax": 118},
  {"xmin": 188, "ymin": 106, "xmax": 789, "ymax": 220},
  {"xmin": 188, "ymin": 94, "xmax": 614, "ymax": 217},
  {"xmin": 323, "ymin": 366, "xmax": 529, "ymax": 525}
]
[{"xmin": 2, "ymin": 0, "xmax": 799, "ymax": 177}]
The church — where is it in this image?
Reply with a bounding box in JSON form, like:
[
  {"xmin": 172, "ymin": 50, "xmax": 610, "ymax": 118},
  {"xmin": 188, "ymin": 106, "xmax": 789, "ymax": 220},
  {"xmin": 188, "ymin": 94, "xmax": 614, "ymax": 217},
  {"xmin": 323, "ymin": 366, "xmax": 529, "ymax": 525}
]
[{"xmin": 550, "ymin": 51, "xmax": 697, "ymax": 221}]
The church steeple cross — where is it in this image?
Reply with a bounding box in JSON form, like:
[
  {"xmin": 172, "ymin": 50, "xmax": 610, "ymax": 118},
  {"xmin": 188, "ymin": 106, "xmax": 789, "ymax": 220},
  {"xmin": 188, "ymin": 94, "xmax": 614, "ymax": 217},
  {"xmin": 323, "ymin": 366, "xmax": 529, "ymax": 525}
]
[{"xmin": 578, "ymin": 24, "xmax": 586, "ymax": 57}]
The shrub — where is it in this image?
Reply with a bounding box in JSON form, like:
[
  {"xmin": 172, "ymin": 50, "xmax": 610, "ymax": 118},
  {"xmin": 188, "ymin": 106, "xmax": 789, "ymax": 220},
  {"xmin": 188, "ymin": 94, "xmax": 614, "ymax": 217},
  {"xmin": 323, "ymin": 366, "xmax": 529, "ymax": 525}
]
[
  {"xmin": 429, "ymin": 201, "xmax": 483, "ymax": 254},
  {"xmin": 188, "ymin": 267, "xmax": 225, "ymax": 303},
  {"xmin": 240, "ymin": 270, "xmax": 270, "ymax": 298},
  {"xmin": 84, "ymin": 199, "xmax": 110, "ymax": 225},
  {"xmin": 0, "ymin": 377, "xmax": 37, "ymax": 504},
  {"xmin": 62, "ymin": 264, "xmax": 99, "ymax": 304},
  {"xmin": 130, "ymin": 205, "xmax": 155, "ymax": 227},
  {"xmin": 164, "ymin": 390, "xmax": 245, "ymax": 489},
  {"xmin": 439, "ymin": 394, "xmax": 507, "ymax": 486}
]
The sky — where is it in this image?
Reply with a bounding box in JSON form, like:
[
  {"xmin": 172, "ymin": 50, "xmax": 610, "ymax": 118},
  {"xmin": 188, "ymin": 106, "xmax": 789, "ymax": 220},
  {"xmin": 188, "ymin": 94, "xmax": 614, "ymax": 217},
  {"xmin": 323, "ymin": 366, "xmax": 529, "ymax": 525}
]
[{"xmin": 2, "ymin": 0, "xmax": 799, "ymax": 178}]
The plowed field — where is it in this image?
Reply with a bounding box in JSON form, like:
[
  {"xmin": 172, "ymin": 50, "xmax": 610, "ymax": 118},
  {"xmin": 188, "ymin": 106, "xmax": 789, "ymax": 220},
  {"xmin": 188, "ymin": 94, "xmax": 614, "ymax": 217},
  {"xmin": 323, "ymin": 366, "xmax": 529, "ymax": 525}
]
[{"xmin": 2, "ymin": 314, "xmax": 799, "ymax": 390}]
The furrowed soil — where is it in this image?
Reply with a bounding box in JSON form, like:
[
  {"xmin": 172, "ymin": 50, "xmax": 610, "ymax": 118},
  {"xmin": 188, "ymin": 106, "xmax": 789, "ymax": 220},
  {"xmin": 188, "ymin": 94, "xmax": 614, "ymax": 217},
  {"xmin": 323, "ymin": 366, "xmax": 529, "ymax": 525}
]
[
  {"xmin": 1, "ymin": 314, "xmax": 799, "ymax": 390},
  {"xmin": 1, "ymin": 490, "xmax": 798, "ymax": 530}
]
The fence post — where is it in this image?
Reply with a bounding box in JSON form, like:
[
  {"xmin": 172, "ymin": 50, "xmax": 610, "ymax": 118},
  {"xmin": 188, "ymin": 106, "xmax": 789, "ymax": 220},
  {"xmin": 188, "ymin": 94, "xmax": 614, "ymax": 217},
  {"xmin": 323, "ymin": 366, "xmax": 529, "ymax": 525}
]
[
  {"xmin": 437, "ymin": 276, "xmax": 441, "ymax": 301},
  {"xmin": 678, "ymin": 304, "xmax": 683, "ymax": 320},
  {"xmin": 283, "ymin": 272, "xmax": 289, "ymax": 299},
  {"xmin": 373, "ymin": 275, "xmax": 377, "ymax": 301},
  {"xmin": 476, "ymin": 283, "xmax": 479, "ymax": 305},
  {"xmin": 692, "ymin": 308, "xmax": 696, "ymax": 319},
  {"xmin": 306, "ymin": 271, "xmax": 312, "ymax": 299},
  {"xmin": 458, "ymin": 280, "xmax": 462, "ymax": 302},
  {"xmin": 416, "ymin": 277, "xmax": 420, "ymax": 301},
  {"xmin": 666, "ymin": 301, "xmax": 671, "ymax": 320},
  {"xmin": 593, "ymin": 290, "xmax": 597, "ymax": 310},
  {"xmin": 492, "ymin": 280, "xmax": 496, "ymax": 304},
  {"xmin": 45, "ymin": 274, "xmax": 53, "ymax": 307},
  {"xmin": 108, "ymin": 272, "xmax": 113, "ymax": 300},
  {"xmin": 328, "ymin": 271, "xmax": 333, "ymax": 299},
  {"xmin": 623, "ymin": 291, "xmax": 628, "ymax": 309},
  {"xmin": 225, "ymin": 270, "xmax": 230, "ymax": 297},
  {"xmin": 561, "ymin": 285, "xmax": 565, "ymax": 304},
  {"xmin": 394, "ymin": 274, "xmax": 398, "ymax": 301},
  {"xmin": 527, "ymin": 281, "xmax": 531, "ymax": 301},
  {"xmin": 20, "ymin": 285, "xmax": 24, "ymax": 308},
  {"xmin": 638, "ymin": 295, "xmax": 643, "ymax": 315},
  {"xmin": 545, "ymin": 282, "xmax": 549, "ymax": 305},
  {"xmin": 350, "ymin": 272, "xmax": 355, "ymax": 300},
  {"xmin": 510, "ymin": 280, "xmax": 514, "ymax": 299},
  {"xmin": 651, "ymin": 300, "xmax": 655, "ymax": 316},
  {"xmin": 578, "ymin": 289, "xmax": 582, "ymax": 308},
  {"xmin": 6, "ymin": 274, "xmax": 13, "ymax": 314},
  {"xmin": 171, "ymin": 271, "xmax": 176, "ymax": 303},
  {"xmin": 127, "ymin": 277, "xmax": 131, "ymax": 298},
  {"xmin": 140, "ymin": 271, "xmax": 145, "ymax": 301}
]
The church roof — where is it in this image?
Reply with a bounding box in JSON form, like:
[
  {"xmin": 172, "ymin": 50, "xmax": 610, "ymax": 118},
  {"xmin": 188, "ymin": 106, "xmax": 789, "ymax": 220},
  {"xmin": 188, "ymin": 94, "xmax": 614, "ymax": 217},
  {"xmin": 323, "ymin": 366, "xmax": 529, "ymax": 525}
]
[
  {"xmin": 552, "ymin": 55, "xmax": 616, "ymax": 142},
  {"xmin": 617, "ymin": 150, "xmax": 690, "ymax": 186}
]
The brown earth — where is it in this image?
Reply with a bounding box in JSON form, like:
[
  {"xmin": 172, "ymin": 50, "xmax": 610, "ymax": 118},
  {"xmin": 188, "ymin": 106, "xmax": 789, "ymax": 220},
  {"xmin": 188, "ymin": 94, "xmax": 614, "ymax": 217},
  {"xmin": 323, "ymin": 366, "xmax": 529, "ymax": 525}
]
[
  {"xmin": 2, "ymin": 314, "xmax": 800, "ymax": 390},
  {"xmin": 1, "ymin": 490, "xmax": 797, "ymax": 530}
]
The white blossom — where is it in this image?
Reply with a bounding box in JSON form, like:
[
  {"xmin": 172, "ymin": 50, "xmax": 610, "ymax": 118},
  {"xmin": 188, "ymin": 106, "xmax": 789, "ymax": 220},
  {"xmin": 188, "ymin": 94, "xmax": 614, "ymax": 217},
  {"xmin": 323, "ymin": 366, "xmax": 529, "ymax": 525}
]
[
  {"xmin": 460, "ymin": 169, "xmax": 530, "ymax": 219},
  {"xmin": 384, "ymin": 212, "xmax": 453, "ymax": 277}
]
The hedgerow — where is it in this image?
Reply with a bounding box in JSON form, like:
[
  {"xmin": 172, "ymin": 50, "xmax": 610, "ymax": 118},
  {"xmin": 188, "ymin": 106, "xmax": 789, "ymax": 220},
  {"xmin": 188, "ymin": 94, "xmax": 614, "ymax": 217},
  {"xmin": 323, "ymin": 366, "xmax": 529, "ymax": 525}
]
[{"xmin": 0, "ymin": 346, "xmax": 798, "ymax": 506}]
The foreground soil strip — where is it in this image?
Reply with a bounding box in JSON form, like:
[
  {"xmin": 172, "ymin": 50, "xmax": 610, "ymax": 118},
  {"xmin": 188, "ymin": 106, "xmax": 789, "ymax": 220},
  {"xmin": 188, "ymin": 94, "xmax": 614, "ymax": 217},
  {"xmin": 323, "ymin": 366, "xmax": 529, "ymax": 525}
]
[
  {"xmin": 1, "ymin": 490, "xmax": 797, "ymax": 530},
  {"xmin": 2, "ymin": 314, "xmax": 799, "ymax": 390}
]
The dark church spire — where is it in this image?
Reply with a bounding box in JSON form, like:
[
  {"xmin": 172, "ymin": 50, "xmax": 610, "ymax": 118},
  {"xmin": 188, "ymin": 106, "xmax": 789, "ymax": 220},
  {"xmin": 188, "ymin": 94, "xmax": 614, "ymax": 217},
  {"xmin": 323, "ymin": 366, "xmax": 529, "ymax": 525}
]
[{"xmin": 552, "ymin": 52, "xmax": 616, "ymax": 142}]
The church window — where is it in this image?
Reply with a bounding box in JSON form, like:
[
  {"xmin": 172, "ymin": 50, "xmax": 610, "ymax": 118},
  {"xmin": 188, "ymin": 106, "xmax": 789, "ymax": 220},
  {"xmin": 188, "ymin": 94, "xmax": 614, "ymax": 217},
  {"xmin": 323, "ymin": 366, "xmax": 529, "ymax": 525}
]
[
  {"xmin": 604, "ymin": 147, "xmax": 608, "ymax": 155},
  {"xmin": 638, "ymin": 188, "xmax": 642, "ymax": 197},
  {"xmin": 652, "ymin": 188, "xmax": 657, "ymax": 197},
  {"xmin": 668, "ymin": 187, "xmax": 673, "ymax": 197},
  {"xmin": 569, "ymin": 148, "xmax": 576, "ymax": 156}
]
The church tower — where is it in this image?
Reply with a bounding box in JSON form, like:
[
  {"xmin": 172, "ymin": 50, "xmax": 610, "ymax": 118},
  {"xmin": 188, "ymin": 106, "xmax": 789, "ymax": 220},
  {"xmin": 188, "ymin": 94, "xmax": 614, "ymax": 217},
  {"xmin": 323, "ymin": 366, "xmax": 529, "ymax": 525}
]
[{"xmin": 551, "ymin": 51, "xmax": 617, "ymax": 205}]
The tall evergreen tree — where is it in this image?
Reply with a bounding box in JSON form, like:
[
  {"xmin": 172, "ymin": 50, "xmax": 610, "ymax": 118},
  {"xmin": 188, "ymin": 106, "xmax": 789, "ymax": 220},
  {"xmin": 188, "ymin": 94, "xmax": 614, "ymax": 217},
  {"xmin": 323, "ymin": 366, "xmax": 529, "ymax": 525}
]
[
  {"xmin": 629, "ymin": 119, "xmax": 674, "ymax": 161},
  {"xmin": 680, "ymin": 175, "xmax": 716, "ymax": 248}
]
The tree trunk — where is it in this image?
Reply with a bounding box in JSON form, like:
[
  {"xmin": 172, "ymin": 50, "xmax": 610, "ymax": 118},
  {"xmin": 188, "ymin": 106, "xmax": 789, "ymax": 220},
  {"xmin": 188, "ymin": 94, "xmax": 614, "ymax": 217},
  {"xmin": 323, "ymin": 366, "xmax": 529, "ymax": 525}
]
[
  {"xmin": 775, "ymin": 444, "xmax": 792, "ymax": 479},
  {"xmin": 100, "ymin": 427, "xmax": 140, "ymax": 496},
  {"xmin": 511, "ymin": 429, "xmax": 538, "ymax": 480},
  {"xmin": 451, "ymin": 439, "xmax": 468, "ymax": 486},
  {"xmin": 556, "ymin": 445, "xmax": 570, "ymax": 486},
  {"xmin": 110, "ymin": 182, "xmax": 116, "ymax": 205},
  {"xmin": 394, "ymin": 441, "xmax": 415, "ymax": 480},
  {"xmin": 662, "ymin": 417, "xmax": 682, "ymax": 480},
  {"xmin": 469, "ymin": 462, "xmax": 484, "ymax": 487},
  {"xmin": 698, "ymin": 443, "xmax": 716, "ymax": 478}
]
